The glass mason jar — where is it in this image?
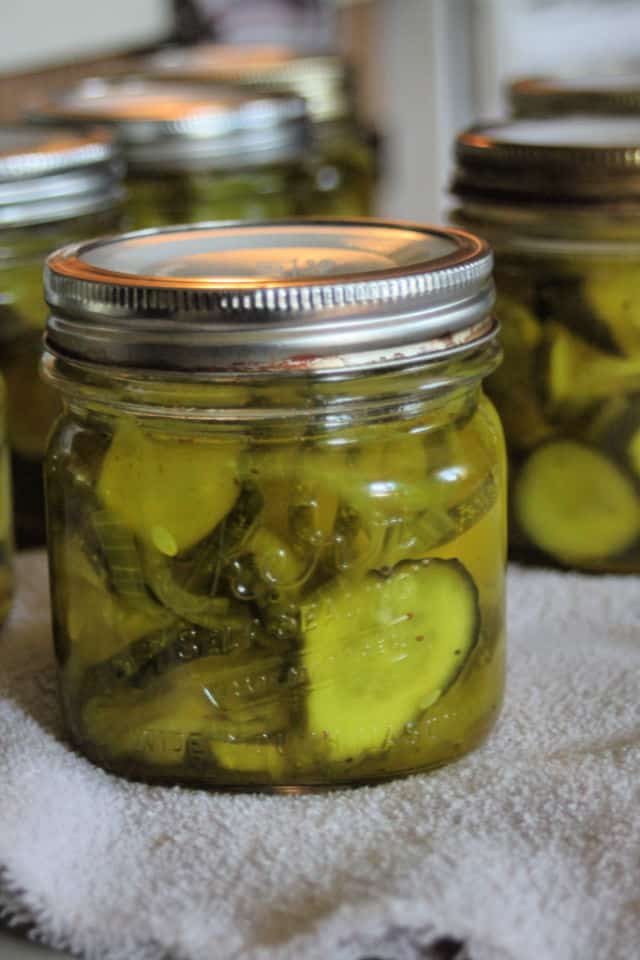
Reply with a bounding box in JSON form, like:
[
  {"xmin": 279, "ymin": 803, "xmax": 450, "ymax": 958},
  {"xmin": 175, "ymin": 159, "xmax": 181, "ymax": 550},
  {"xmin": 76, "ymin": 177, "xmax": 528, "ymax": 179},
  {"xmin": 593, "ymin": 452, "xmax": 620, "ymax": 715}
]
[
  {"xmin": 42, "ymin": 219, "xmax": 506, "ymax": 791},
  {"xmin": 0, "ymin": 126, "xmax": 124, "ymax": 548},
  {"xmin": 509, "ymin": 74, "xmax": 640, "ymax": 119},
  {"xmin": 29, "ymin": 77, "xmax": 312, "ymax": 231},
  {"xmin": 0, "ymin": 370, "xmax": 14, "ymax": 623},
  {"xmin": 452, "ymin": 116, "xmax": 640, "ymax": 572},
  {"xmin": 143, "ymin": 46, "xmax": 378, "ymax": 217}
]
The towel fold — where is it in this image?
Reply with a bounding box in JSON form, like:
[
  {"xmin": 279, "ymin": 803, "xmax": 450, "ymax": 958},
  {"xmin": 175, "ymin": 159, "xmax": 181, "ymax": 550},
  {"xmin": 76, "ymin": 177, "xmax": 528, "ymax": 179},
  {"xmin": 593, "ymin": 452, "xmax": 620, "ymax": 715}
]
[{"xmin": 0, "ymin": 551, "xmax": 638, "ymax": 960}]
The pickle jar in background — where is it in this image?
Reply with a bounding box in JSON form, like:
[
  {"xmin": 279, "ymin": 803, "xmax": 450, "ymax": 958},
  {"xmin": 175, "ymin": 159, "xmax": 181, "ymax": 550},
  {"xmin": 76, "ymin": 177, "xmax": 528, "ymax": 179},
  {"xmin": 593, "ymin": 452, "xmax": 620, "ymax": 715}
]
[
  {"xmin": 452, "ymin": 116, "xmax": 640, "ymax": 572},
  {"xmin": 42, "ymin": 219, "xmax": 505, "ymax": 790},
  {"xmin": 144, "ymin": 45, "xmax": 378, "ymax": 216},
  {"xmin": 0, "ymin": 126, "xmax": 123, "ymax": 548},
  {"xmin": 0, "ymin": 368, "xmax": 14, "ymax": 623},
  {"xmin": 509, "ymin": 74, "xmax": 640, "ymax": 118},
  {"xmin": 29, "ymin": 78, "xmax": 311, "ymax": 230}
]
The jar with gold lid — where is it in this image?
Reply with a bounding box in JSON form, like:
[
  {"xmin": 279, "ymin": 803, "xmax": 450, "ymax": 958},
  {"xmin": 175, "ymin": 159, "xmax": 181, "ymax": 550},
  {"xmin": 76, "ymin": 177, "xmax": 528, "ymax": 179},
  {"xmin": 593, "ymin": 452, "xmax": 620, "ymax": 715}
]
[
  {"xmin": 42, "ymin": 218, "xmax": 505, "ymax": 790},
  {"xmin": 29, "ymin": 77, "xmax": 311, "ymax": 232},
  {"xmin": 452, "ymin": 116, "xmax": 640, "ymax": 572},
  {"xmin": 143, "ymin": 45, "xmax": 377, "ymax": 217},
  {"xmin": 0, "ymin": 125, "xmax": 123, "ymax": 547}
]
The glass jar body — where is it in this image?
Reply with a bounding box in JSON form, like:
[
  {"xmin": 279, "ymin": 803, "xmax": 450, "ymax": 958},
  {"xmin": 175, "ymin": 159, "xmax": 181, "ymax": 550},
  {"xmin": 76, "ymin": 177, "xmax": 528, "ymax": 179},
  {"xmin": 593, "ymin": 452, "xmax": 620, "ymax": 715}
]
[
  {"xmin": 453, "ymin": 201, "xmax": 640, "ymax": 572},
  {"xmin": 303, "ymin": 120, "xmax": 377, "ymax": 217},
  {"xmin": 0, "ymin": 207, "xmax": 122, "ymax": 548},
  {"xmin": 43, "ymin": 359, "xmax": 506, "ymax": 790},
  {"xmin": 124, "ymin": 161, "xmax": 309, "ymax": 231},
  {"xmin": 0, "ymin": 373, "xmax": 14, "ymax": 624}
]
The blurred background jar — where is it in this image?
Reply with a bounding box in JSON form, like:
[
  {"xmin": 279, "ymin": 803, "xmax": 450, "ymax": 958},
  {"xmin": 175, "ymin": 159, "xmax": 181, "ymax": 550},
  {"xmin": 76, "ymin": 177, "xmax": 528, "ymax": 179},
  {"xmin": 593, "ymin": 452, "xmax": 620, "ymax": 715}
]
[
  {"xmin": 143, "ymin": 45, "xmax": 378, "ymax": 216},
  {"xmin": 0, "ymin": 126, "xmax": 123, "ymax": 548},
  {"xmin": 509, "ymin": 74, "xmax": 640, "ymax": 119},
  {"xmin": 451, "ymin": 116, "xmax": 640, "ymax": 574},
  {"xmin": 0, "ymin": 366, "xmax": 14, "ymax": 622},
  {"xmin": 27, "ymin": 77, "xmax": 312, "ymax": 230}
]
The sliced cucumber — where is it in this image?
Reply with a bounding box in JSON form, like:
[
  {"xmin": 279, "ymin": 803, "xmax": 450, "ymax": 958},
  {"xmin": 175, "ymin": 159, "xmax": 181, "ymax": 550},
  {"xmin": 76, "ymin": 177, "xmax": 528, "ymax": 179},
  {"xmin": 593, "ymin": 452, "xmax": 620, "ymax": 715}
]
[
  {"xmin": 582, "ymin": 261, "xmax": 640, "ymax": 357},
  {"xmin": 629, "ymin": 425, "xmax": 640, "ymax": 477},
  {"xmin": 211, "ymin": 740, "xmax": 287, "ymax": 779},
  {"xmin": 539, "ymin": 324, "xmax": 640, "ymax": 417},
  {"xmin": 98, "ymin": 419, "xmax": 241, "ymax": 555},
  {"xmin": 584, "ymin": 395, "xmax": 640, "ymax": 472},
  {"xmin": 83, "ymin": 647, "xmax": 290, "ymax": 759},
  {"xmin": 60, "ymin": 535, "xmax": 175, "ymax": 681},
  {"xmin": 487, "ymin": 293, "xmax": 553, "ymax": 450},
  {"xmin": 514, "ymin": 441, "xmax": 640, "ymax": 563},
  {"xmin": 536, "ymin": 271, "xmax": 621, "ymax": 356},
  {"xmin": 301, "ymin": 558, "xmax": 479, "ymax": 762}
]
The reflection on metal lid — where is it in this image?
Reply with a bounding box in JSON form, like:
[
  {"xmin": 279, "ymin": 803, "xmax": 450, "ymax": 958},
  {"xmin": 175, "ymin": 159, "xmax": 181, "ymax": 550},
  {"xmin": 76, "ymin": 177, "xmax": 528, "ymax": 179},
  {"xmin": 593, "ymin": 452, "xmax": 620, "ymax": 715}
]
[
  {"xmin": 144, "ymin": 46, "xmax": 351, "ymax": 123},
  {"xmin": 29, "ymin": 77, "xmax": 310, "ymax": 172}
]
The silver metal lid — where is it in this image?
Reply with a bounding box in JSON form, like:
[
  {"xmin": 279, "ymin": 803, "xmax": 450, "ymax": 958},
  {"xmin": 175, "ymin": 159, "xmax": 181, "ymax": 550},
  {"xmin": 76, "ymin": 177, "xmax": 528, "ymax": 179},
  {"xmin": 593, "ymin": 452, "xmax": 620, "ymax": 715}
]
[
  {"xmin": 44, "ymin": 219, "xmax": 495, "ymax": 376},
  {"xmin": 0, "ymin": 126, "xmax": 123, "ymax": 227},
  {"xmin": 144, "ymin": 46, "xmax": 351, "ymax": 123},
  {"xmin": 454, "ymin": 116, "xmax": 640, "ymax": 203},
  {"xmin": 29, "ymin": 77, "xmax": 309, "ymax": 173}
]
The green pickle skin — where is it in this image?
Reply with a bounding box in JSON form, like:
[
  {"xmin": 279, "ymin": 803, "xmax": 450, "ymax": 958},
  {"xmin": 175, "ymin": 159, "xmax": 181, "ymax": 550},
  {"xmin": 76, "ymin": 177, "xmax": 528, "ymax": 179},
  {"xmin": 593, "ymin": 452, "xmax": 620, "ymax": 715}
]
[
  {"xmin": 45, "ymin": 381, "xmax": 505, "ymax": 789},
  {"xmin": 486, "ymin": 245, "xmax": 640, "ymax": 572}
]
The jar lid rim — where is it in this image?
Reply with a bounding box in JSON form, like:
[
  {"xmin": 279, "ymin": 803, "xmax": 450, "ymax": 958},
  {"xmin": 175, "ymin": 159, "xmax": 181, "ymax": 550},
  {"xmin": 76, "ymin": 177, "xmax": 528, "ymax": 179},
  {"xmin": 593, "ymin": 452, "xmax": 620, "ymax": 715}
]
[
  {"xmin": 143, "ymin": 46, "xmax": 351, "ymax": 123},
  {"xmin": 0, "ymin": 125, "xmax": 116, "ymax": 179},
  {"xmin": 510, "ymin": 73, "xmax": 640, "ymax": 117},
  {"xmin": 454, "ymin": 116, "xmax": 640, "ymax": 202},
  {"xmin": 44, "ymin": 218, "xmax": 496, "ymax": 374},
  {"xmin": 28, "ymin": 77, "xmax": 309, "ymax": 167},
  {"xmin": 0, "ymin": 125, "xmax": 123, "ymax": 226}
]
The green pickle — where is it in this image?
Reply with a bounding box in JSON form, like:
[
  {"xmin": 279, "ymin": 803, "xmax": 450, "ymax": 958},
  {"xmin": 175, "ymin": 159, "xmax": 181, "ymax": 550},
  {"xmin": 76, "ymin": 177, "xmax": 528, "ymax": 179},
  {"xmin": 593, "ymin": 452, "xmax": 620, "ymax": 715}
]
[
  {"xmin": 124, "ymin": 166, "xmax": 306, "ymax": 232},
  {"xmin": 490, "ymin": 251, "xmax": 640, "ymax": 571},
  {"xmin": 46, "ymin": 389, "xmax": 505, "ymax": 787}
]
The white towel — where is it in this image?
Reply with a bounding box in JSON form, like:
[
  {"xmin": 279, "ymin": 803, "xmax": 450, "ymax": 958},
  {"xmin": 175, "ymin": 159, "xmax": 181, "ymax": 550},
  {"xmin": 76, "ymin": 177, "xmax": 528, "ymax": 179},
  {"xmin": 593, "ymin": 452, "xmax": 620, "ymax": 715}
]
[{"xmin": 0, "ymin": 551, "xmax": 638, "ymax": 960}]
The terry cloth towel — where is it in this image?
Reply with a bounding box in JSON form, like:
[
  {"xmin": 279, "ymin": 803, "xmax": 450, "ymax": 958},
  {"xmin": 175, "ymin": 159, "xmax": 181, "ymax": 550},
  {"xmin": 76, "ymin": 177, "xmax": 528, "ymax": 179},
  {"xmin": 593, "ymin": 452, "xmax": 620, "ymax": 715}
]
[{"xmin": 0, "ymin": 552, "xmax": 638, "ymax": 960}]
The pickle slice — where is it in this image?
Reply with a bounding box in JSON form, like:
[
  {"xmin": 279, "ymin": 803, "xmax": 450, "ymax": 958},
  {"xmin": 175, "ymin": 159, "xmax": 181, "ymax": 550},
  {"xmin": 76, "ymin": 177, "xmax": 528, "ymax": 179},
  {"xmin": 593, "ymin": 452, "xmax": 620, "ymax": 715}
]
[
  {"xmin": 301, "ymin": 559, "xmax": 479, "ymax": 762},
  {"xmin": 629, "ymin": 426, "xmax": 640, "ymax": 477},
  {"xmin": 82, "ymin": 647, "xmax": 291, "ymax": 761},
  {"xmin": 536, "ymin": 271, "xmax": 621, "ymax": 356},
  {"xmin": 514, "ymin": 441, "xmax": 640, "ymax": 563},
  {"xmin": 98, "ymin": 419, "xmax": 241, "ymax": 555},
  {"xmin": 540, "ymin": 324, "xmax": 640, "ymax": 417},
  {"xmin": 211, "ymin": 740, "xmax": 287, "ymax": 778},
  {"xmin": 582, "ymin": 261, "xmax": 640, "ymax": 357},
  {"xmin": 487, "ymin": 294, "xmax": 553, "ymax": 449}
]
